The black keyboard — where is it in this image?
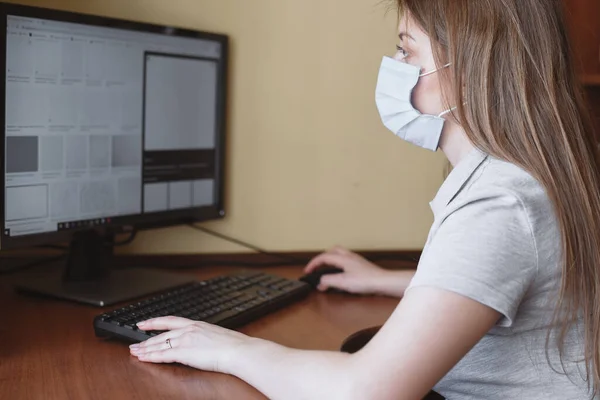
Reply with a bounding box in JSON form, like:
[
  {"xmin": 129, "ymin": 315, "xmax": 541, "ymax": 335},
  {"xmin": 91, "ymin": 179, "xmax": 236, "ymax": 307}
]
[{"xmin": 93, "ymin": 271, "xmax": 311, "ymax": 342}]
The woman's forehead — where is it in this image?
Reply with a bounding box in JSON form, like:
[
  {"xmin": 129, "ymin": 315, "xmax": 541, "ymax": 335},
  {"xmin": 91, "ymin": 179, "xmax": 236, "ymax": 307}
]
[
  {"xmin": 398, "ymin": 14, "xmax": 427, "ymax": 42},
  {"xmin": 398, "ymin": 14, "xmax": 411, "ymax": 32}
]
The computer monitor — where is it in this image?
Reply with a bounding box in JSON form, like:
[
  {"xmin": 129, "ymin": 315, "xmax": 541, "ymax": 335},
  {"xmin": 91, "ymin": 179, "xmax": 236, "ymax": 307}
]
[{"xmin": 0, "ymin": 3, "xmax": 228, "ymax": 306}]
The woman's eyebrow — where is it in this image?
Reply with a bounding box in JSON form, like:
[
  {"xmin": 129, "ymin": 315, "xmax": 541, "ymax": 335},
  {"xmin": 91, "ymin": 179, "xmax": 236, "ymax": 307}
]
[{"xmin": 399, "ymin": 32, "xmax": 416, "ymax": 42}]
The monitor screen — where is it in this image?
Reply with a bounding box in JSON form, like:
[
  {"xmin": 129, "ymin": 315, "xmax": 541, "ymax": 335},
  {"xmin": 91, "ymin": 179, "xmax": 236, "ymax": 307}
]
[{"xmin": 1, "ymin": 6, "xmax": 227, "ymax": 248}]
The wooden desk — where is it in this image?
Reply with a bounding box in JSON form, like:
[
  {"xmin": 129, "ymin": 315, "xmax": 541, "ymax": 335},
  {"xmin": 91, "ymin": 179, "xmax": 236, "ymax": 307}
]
[{"xmin": 0, "ymin": 265, "xmax": 401, "ymax": 399}]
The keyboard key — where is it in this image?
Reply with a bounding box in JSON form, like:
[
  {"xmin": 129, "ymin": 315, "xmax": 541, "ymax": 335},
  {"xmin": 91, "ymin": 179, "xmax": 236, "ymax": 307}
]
[
  {"xmin": 98, "ymin": 314, "xmax": 111, "ymax": 321},
  {"xmin": 257, "ymin": 290, "xmax": 273, "ymax": 297},
  {"xmin": 124, "ymin": 322, "xmax": 137, "ymax": 330}
]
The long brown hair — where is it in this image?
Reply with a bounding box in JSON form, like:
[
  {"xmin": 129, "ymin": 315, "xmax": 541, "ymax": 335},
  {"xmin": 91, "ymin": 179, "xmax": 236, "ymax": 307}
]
[{"xmin": 395, "ymin": 0, "xmax": 600, "ymax": 394}]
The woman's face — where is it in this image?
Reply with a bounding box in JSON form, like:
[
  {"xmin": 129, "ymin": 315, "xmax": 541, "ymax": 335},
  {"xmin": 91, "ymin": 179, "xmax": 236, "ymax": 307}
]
[{"xmin": 395, "ymin": 14, "xmax": 447, "ymax": 116}]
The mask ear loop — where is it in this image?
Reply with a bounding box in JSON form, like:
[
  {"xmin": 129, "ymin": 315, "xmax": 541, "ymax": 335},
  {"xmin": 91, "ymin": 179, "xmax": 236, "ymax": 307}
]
[
  {"xmin": 419, "ymin": 63, "xmax": 452, "ymax": 77},
  {"xmin": 438, "ymin": 106, "xmax": 457, "ymax": 118}
]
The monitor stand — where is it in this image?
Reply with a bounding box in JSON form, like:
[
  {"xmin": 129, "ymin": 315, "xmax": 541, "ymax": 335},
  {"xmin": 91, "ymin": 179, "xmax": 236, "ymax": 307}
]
[{"xmin": 14, "ymin": 230, "xmax": 196, "ymax": 307}]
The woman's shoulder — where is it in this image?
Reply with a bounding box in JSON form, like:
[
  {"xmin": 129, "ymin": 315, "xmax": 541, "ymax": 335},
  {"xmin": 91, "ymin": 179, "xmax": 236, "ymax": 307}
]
[
  {"xmin": 462, "ymin": 156, "xmax": 553, "ymax": 216},
  {"xmin": 458, "ymin": 156, "xmax": 560, "ymax": 256}
]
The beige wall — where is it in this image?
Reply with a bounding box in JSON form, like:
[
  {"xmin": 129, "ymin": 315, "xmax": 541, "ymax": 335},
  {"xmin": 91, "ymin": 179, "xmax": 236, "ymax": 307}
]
[{"xmin": 6, "ymin": 0, "xmax": 447, "ymax": 254}]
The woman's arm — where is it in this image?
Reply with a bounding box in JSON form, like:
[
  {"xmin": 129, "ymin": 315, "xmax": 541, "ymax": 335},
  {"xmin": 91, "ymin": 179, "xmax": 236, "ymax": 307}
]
[
  {"xmin": 132, "ymin": 286, "xmax": 501, "ymax": 400},
  {"xmin": 304, "ymin": 246, "xmax": 417, "ymax": 297},
  {"xmin": 370, "ymin": 269, "xmax": 416, "ymax": 297},
  {"xmin": 228, "ymin": 340, "xmax": 356, "ymax": 399}
]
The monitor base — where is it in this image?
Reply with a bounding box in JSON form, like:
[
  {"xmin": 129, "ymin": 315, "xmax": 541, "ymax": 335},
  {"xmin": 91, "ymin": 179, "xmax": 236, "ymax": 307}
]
[{"xmin": 15, "ymin": 267, "xmax": 195, "ymax": 307}]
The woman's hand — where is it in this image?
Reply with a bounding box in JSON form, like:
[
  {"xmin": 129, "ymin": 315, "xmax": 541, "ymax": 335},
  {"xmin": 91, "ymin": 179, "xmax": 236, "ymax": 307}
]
[
  {"xmin": 130, "ymin": 316, "xmax": 357, "ymax": 400},
  {"xmin": 129, "ymin": 316, "xmax": 255, "ymax": 374},
  {"xmin": 304, "ymin": 246, "xmax": 390, "ymax": 295},
  {"xmin": 305, "ymin": 246, "xmax": 416, "ymax": 297}
]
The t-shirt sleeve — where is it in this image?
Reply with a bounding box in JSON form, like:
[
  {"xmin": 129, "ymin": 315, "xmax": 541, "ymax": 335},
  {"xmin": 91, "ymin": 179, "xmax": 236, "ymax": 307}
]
[{"xmin": 406, "ymin": 190, "xmax": 539, "ymax": 328}]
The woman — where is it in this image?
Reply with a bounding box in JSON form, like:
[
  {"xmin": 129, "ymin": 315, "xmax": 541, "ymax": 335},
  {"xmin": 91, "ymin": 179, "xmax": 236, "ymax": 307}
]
[{"xmin": 130, "ymin": 0, "xmax": 600, "ymax": 398}]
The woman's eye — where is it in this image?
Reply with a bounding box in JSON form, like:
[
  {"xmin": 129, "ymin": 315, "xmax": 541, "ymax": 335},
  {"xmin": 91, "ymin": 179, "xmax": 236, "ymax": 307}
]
[{"xmin": 396, "ymin": 45, "xmax": 408, "ymax": 57}]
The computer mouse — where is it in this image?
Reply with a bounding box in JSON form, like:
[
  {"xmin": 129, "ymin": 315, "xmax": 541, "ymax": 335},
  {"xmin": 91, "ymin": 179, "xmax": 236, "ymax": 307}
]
[{"xmin": 299, "ymin": 265, "xmax": 344, "ymax": 288}]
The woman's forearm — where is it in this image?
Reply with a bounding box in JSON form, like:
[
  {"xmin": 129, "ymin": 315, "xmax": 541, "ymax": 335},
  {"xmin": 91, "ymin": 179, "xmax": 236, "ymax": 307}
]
[
  {"xmin": 372, "ymin": 269, "xmax": 416, "ymax": 298},
  {"xmin": 225, "ymin": 338, "xmax": 358, "ymax": 400},
  {"xmin": 217, "ymin": 269, "xmax": 415, "ymax": 398}
]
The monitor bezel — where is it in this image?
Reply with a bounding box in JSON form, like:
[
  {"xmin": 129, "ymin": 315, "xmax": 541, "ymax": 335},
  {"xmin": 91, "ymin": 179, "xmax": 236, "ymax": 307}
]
[{"xmin": 0, "ymin": 2, "xmax": 228, "ymax": 249}]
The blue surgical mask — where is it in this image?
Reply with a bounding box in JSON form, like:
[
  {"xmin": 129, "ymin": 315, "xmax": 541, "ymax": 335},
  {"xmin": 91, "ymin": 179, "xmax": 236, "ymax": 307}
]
[{"xmin": 375, "ymin": 56, "xmax": 453, "ymax": 151}]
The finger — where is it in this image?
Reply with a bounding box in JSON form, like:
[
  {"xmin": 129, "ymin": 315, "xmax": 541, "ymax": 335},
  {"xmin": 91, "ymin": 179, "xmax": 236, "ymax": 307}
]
[
  {"xmin": 304, "ymin": 253, "xmax": 346, "ymax": 273},
  {"xmin": 133, "ymin": 328, "xmax": 188, "ymax": 348},
  {"xmin": 137, "ymin": 316, "xmax": 196, "ymax": 331},
  {"xmin": 135, "ymin": 348, "xmax": 185, "ymax": 364},
  {"xmin": 319, "ymin": 273, "xmax": 348, "ymax": 291},
  {"xmin": 304, "ymin": 254, "xmax": 327, "ymax": 273},
  {"xmin": 132, "ymin": 336, "xmax": 179, "ymax": 355},
  {"xmin": 330, "ymin": 246, "xmax": 350, "ymax": 255},
  {"xmin": 316, "ymin": 283, "xmax": 329, "ymax": 291}
]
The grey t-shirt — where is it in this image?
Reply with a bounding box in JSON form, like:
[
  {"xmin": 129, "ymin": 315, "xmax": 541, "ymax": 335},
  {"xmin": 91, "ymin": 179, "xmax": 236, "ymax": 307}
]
[{"xmin": 405, "ymin": 148, "xmax": 596, "ymax": 399}]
